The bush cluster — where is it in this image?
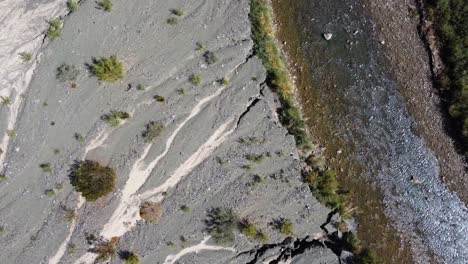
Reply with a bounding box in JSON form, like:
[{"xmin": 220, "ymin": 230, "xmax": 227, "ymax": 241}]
[
  {"xmin": 91, "ymin": 56, "xmax": 125, "ymax": 82},
  {"xmin": 69, "ymin": 160, "xmax": 116, "ymax": 201}
]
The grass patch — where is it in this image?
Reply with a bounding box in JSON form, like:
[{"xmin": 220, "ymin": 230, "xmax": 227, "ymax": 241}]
[
  {"xmin": 249, "ymin": 0, "xmax": 309, "ymax": 149},
  {"xmin": 426, "ymin": 0, "xmax": 468, "ymax": 156},
  {"xmin": 91, "ymin": 56, "xmax": 125, "ymax": 82},
  {"xmin": 56, "ymin": 64, "xmax": 79, "ymax": 82},
  {"xmin": 97, "ymin": 0, "xmax": 112, "ymax": 12},
  {"xmin": 177, "ymin": 88, "xmax": 187, "ymax": 95},
  {"xmin": 69, "ymin": 160, "xmax": 116, "ymax": 201},
  {"xmin": 272, "ymin": 218, "xmax": 294, "ymax": 236},
  {"xmin": 140, "ymin": 201, "xmax": 162, "ymax": 223},
  {"xmin": 170, "ymin": 8, "xmax": 184, "ymax": 16},
  {"xmin": 205, "ymin": 207, "xmax": 237, "ymax": 244},
  {"xmin": 141, "ymin": 121, "xmax": 164, "ymax": 142},
  {"xmin": 6, "ymin": 130, "xmax": 16, "ymax": 138},
  {"xmin": 101, "ymin": 111, "xmax": 130, "ymax": 127},
  {"xmin": 167, "ymin": 17, "xmax": 178, "ymax": 25},
  {"xmin": 67, "ymin": 0, "xmax": 78, "ymax": 12},
  {"xmin": 45, "ymin": 189, "xmax": 56, "ymax": 198},
  {"xmin": 189, "ymin": 74, "xmax": 201, "ymax": 86},
  {"xmin": 1, "ymin": 96, "xmax": 11, "ymax": 106},
  {"xmin": 238, "ymin": 219, "xmax": 267, "ymax": 242},
  {"xmin": 245, "ymin": 153, "xmax": 265, "ymax": 164},
  {"xmin": 196, "ymin": 41, "xmax": 206, "ymax": 51},
  {"xmin": 19, "ymin": 52, "xmax": 32, "ymax": 62},
  {"xmin": 74, "ymin": 132, "xmax": 85, "ymax": 142},
  {"xmin": 180, "ymin": 204, "xmax": 190, "ymax": 213},
  {"xmin": 47, "ymin": 19, "xmax": 62, "ymax": 40}
]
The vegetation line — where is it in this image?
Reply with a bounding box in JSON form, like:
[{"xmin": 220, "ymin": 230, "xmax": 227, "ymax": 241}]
[
  {"xmin": 249, "ymin": 1, "xmax": 381, "ymax": 263},
  {"xmin": 424, "ymin": 0, "xmax": 468, "ymax": 157}
]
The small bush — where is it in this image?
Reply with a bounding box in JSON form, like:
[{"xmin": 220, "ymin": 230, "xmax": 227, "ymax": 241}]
[
  {"xmin": 55, "ymin": 183, "xmax": 64, "ymax": 190},
  {"xmin": 1, "ymin": 96, "xmax": 11, "ymax": 106},
  {"xmin": 136, "ymin": 84, "xmax": 145, "ymax": 91},
  {"xmin": 97, "ymin": 0, "xmax": 112, "ymax": 12},
  {"xmin": 153, "ymin": 95, "xmax": 165, "ymax": 102},
  {"xmin": 171, "ymin": 8, "xmax": 184, "ymax": 16},
  {"xmin": 67, "ymin": 0, "xmax": 78, "ymax": 12},
  {"xmin": 189, "ymin": 74, "xmax": 201, "ymax": 86},
  {"xmin": 19, "ymin": 52, "xmax": 32, "ymax": 62},
  {"xmin": 273, "ymin": 218, "xmax": 294, "ymax": 236},
  {"xmin": 47, "ymin": 19, "xmax": 62, "ymax": 40},
  {"xmin": 93, "ymin": 238, "xmax": 118, "ymax": 262},
  {"xmin": 180, "ymin": 205, "xmax": 190, "ymax": 213},
  {"xmin": 74, "ymin": 132, "xmax": 85, "ymax": 142},
  {"xmin": 167, "ymin": 17, "xmax": 178, "ymax": 25},
  {"xmin": 120, "ymin": 251, "xmax": 140, "ymax": 264},
  {"xmin": 205, "ymin": 207, "xmax": 237, "ymax": 244},
  {"xmin": 142, "ymin": 121, "xmax": 164, "ymax": 142},
  {"xmin": 69, "ymin": 160, "xmax": 116, "ymax": 201},
  {"xmin": 140, "ymin": 201, "xmax": 162, "ymax": 223},
  {"xmin": 91, "ymin": 55, "xmax": 125, "ymax": 82},
  {"xmin": 56, "ymin": 64, "xmax": 80, "ymax": 82},
  {"xmin": 203, "ymin": 51, "xmax": 218, "ymax": 65},
  {"xmin": 101, "ymin": 111, "xmax": 130, "ymax": 127},
  {"xmin": 219, "ymin": 77, "xmax": 229, "ymax": 86},
  {"xmin": 357, "ymin": 248, "xmax": 381, "ymax": 264},
  {"xmin": 45, "ymin": 189, "xmax": 56, "ymax": 198},
  {"xmin": 239, "ymin": 219, "xmax": 258, "ymax": 239},
  {"xmin": 40, "ymin": 163, "xmax": 53, "ymax": 173}
]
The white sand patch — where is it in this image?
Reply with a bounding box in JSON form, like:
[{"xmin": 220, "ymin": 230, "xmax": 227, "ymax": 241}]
[
  {"xmin": 48, "ymin": 196, "xmax": 85, "ymax": 264},
  {"xmin": 0, "ymin": 0, "xmax": 65, "ymax": 170},
  {"xmin": 99, "ymin": 87, "xmax": 227, "ymax": 240},
  {"xmin": 84, "ymin": 129, "xmax": 110, "ymax": 154},
  {"xmin": 163, "ymin": 236, "xmax": 235, "ymax": 264},
  {"xmin": 140, "ymin": 118, "xmax": 236, "ymax": 201}
]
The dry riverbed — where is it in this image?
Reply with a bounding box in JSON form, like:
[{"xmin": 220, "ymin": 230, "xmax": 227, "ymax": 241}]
[{"xmin": 0, "ymin": 0, "xmax": 344, "ymax": 263}]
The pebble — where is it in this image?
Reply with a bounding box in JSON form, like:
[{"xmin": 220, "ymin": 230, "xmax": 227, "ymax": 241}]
[{"xmin": 323, "ymin": 33, "xmax": 333, "ymax": 40}]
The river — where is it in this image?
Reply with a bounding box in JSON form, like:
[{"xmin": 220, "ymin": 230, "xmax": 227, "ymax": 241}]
[{"xmin": 271, "ymin": 0, "xmax": 468, "ymax": 263}]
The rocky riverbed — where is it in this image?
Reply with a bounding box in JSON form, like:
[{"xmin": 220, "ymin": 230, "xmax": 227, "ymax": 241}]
[{"xmin": 0, "ymin": 0, "xmax": 349, "ymax": 263}]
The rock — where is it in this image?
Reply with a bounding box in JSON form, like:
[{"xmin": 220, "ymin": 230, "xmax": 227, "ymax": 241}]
[{"xmin": 323, "ymin": 33, "xmax": 333, "ymax": 40}]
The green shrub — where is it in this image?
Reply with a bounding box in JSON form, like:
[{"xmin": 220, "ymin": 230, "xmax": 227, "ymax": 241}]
[
  {"xmin": 167, "ymin": 17, "xmax": 178, "ymax": 25},
  {"xmin": 101, "ymin": 111, "xmax": 130, "ymax": 127},
  {"xmin": 74, "ymin": 132, "xmax": 85, "ymax": 142},
  {"xmin": 171, "ymin": 8, "xmax": 184, "ymax": 16},
  {"xmin": 205, "ymin": 207, "xmax": 237, "ymax": 244},
  {"xmin": 69, "ymin": 160, "xmax": 116, "ymax": 201},
  {"xmin": 1, "ymin": 96, "xmax": 11, "ymax": 106},
  {"xmin": 153, "ymin": 95, "xmax": 165, "ymax": 102},
  {"xmin": 195, "ymin": 41, "xmax": 206, "ymax": 51},
  {"xmin": 97, "ymin": 0, "xmax": 112, "ymax": 12},
  {"xmin": 219, "ymin": 77, "xmax": 230, "ymax": 86},
  {"xmin": 141, "ymin": 121, "xmax": 164, "ymax": 142},
  {"xmin": 45, "ymin": 189, "xmax": 55, "ymax": 198},
  {"xmin": 56, "ymin": 64, "xmax": 79, "ymax": 82},
  {"xmin": 180, "ymin": 204, "xmax": 190, "ymax": 213},
  {"xmin": 276, "ymin": 218, "xmax": 294, "ymax": 236},
  {"xmin": 190, "ymin": 74, "xmax": 201, "ymax": 86},
  {"xmin": 47, "ymin": 19, "xmax": 62, "ymax": 40},
  {"xmin": 204, "ymin": 51, "xmax": 218, "ymax": 65},
  {"xmin": 19, "ymin": 52, "xmax": 32, "ymax": 62},
  {"xmin": 177, "ymin": 88, "xmax": 187, "ymax": 95},
  {"xmin": 67, "ymin": 0, "xmax": 78, "ymax": 12},
  {"xmin": 239, "ymin": 219, "xmax": 263, "ymax": 241},
  {"xmin": 40, "ymin": 163, "xmax": 53, "ymax": 173},
  {"xmin": 91, "ymin": 56, "xmax": 125, "ymax": 82},
  {"xmin": 357, "ymin": 248, "xmax": 382, "ymax": 264},
  {"xmin": 122, "ymin": 251, "xmax": 140, "ymax": 264}
]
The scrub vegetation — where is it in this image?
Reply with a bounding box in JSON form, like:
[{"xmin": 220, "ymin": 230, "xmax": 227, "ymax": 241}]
[
  {"xmin": 426, "ymin": 0, "xmax": 468, "ymax": 156},
  {"xmin": 139, "ymin": 202, "xmax": 162, "ymax": 223},
  {"xmin": 250, "ymin": 0, "xmax": 308, "ymax": 148},
  {"xmin": 67, "ymin": 0, "xmax": 78, "ymax": 12},
  {"xmin": 56, "ymin": 64, "xmax": 79, "ymax": 82},
  {"xmin": 97, "ymin": 0, "xmax": 113, "ymax": 12},
  {"xmin": 47, "ymin": 19, "xmax": 62, "ymax": 40},
  {"xmin": 142, "ymin": 121, "xmax": 164, "ymax": 142},
  {"xmin": 93, "ymin": 238, "xmax": 118, "ymax": 262},
  {"xmin": 205, "ymin": 207, "xmax": 238, "ymax": 244},
  {"xmin": 19, "ymin": 52, "xmax": 32, "ymax": 62},
  {"xmin": 91, "ymin": 56, "xmax": 125, "ymax": 82},
  {"xmin": 101, "ymin": 111, "xmax": 130, "ymax": 127},
  {"xmin": 69, "ymin": 160, "xmax": 116, "ymax": 201}
]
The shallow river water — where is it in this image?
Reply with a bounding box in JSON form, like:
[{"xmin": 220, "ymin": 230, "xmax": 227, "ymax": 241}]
[{"xmin": 271, "ymin": 0, "xmax": 468, "ymax": 263}]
